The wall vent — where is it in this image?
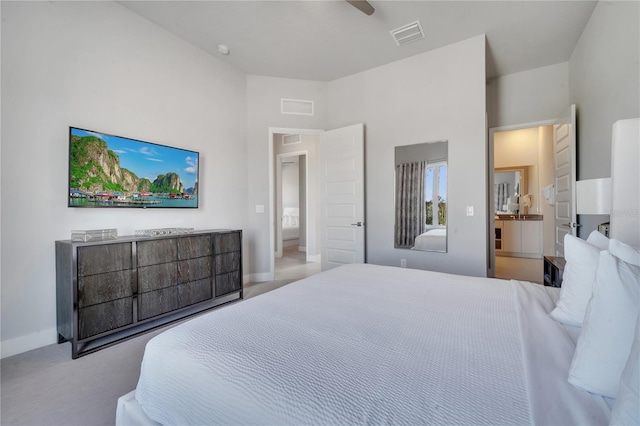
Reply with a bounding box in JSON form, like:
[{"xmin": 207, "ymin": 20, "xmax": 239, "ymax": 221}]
[
  {"xmin": 390, "ymin": 20, "xmax": 425, "ymax": 46},
  {"xmin": 282, "ymin": 134, "xmax": 302, "ymax": 146},
  {"xmin": 281, "ymin": 98, "xmax": 314, "ymax": 116}
]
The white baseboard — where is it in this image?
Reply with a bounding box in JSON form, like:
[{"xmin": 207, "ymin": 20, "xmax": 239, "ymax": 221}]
[
  {"xmin": 1, "ymin": 327, "xmax": 57, "ymax": 359},
  {"xmin": 245, "ymin": 272, "xmax": 274, "ymax": 284},
  {"xmin": 306, "ymin": 254, "xmax": 321, "ymax": 263}
]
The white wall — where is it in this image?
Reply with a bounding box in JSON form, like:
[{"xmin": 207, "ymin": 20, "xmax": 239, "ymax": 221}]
[
  {"xmin": 494, "ymin": 127, "xmax": 541, "ymax": 213},
  {"xmin": 328, "ymin": 35, "xmax": 487, "ymax": 276},
  {"xmin": 487, "ymin": 62, "xmax": 569, "ymax": 128},
  {"xmin": 569, "ymin": 1, "xmax": 640, "ymax": 237},
  {"xmin": 0, "ymin": 1, "xmax": 248, "ymax": 357},
  {"xmin": 494, "ymin": 128, "xmax": 540, "ymax": 167},
  {"xmin": 281, "ymin": 161, "xmax": 299, "ymax": 208},
  {"xmin": 246, "ymin": 76, "xmax": 327, "ymax": 279}
]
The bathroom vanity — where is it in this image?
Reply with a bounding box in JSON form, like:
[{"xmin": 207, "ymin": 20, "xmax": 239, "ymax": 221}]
[{"xmin": 495, "ymin": 215, "xmax": 543, "ymax": 258}]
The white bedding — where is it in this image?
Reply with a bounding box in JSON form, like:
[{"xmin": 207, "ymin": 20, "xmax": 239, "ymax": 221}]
[
  {"xmin": 282, "ymin": 207, "xmax": 299, "ymax": 240},
  {"xmin": 133, "ymin": 264, "xmax": 609, "ymax": 425},
  {"xmin": 413, "ymin": 228, "xmax": 446, "ymax": 251},
  {"xmin": 282, "ymin": 224, "xmax": 299, "ymax": 240}
]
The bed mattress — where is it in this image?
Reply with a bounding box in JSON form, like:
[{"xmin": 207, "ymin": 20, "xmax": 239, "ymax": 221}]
[
  {"xmin": 133, "ymin": 264, "xmax": 609, "ymax": 425},
  {"xmin": 282, "ymin": 224, "xmax": 299, "ymax": 240},
  {"xmin": 413, "ymin": 228, "xmax": 446, "ymax": 251}
]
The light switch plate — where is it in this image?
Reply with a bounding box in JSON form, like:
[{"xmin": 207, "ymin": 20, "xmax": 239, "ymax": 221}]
[
  {"xmin": 466, "ymin": 206, "xmax": 474, "ymax": 216},
  {"xmin": 256, "ymin": 205, "xmax": 265, "ymax": 213}
]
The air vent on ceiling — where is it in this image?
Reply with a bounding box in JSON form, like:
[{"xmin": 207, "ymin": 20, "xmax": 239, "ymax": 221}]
[
  {"xmin": 283, "ymin": 134, "xmax": 302, "ymax": 146},
  {"xmin": 390, "ymin": 20, "xmax": 425, "ymax": 46},
  {"xmin": 281, "ymin": 98, "xmax": 314, "ymax": 116}
]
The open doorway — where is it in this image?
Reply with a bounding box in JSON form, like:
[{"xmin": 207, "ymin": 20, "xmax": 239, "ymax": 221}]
[
  {"xmin": 488, "ymin": 121, "xmax": 556, "ymax": 283},
  {"xmin": 269, "ymin": 129, "xmax": 322, "ymax": 282}
]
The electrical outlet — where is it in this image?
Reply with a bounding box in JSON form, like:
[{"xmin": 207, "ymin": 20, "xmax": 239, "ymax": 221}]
[
  {"xmin": 400, "ymin": 259, "xmax": 407, "ymax": 268},
  {"xmin": 256, "ymin": 205, "xmax": 264, "ymax": 213},
  {"xmin": 466, "ymin": 206, "xmax": 474, "ymax": 216}
]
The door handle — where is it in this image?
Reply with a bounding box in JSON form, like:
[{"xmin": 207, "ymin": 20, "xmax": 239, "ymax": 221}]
[
  {"xmin": 561, "ymin": 222, "xmax": 581, "ymax": 228},
  {"xmin": 351, "ymin": 221, "xmax": 363, "ymax": 227}
]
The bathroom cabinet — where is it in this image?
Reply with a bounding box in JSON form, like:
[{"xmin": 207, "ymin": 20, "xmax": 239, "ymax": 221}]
[{"xmin": 495, "ymin": 219, "xmax": 542, "ymax": 258}]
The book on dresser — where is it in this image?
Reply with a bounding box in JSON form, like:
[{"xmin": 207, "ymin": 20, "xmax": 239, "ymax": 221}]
[{"xmin": 56, "ymin": 229, "xmax": 242, "ymax": 358}]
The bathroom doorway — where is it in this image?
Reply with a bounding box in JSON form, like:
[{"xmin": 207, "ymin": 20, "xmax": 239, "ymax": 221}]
[{"xmin": 489, "ymin": 121, "xmax": 556, "ymax": 283}]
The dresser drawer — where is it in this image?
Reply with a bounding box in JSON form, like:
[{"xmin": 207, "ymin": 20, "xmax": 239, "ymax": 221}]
[
  {"xmin": 78, "ymin": 270, "xmax": 134, "ymax": 308},
  {"xmin": 178, "ymin": 235, "xmax": 212, "ymax": 260},
  {"xmin": 215, "ymin": 251, "xmax": 241, "ymax": 275},
  {"xmin": 78, "ymin": 298, "xmax": 133, "ymax": 339},
  {"xmin": 214, "ymin": 232, "xmax": 241, "ymax": 254},
  {"xmin": 178, "ymin": 278, "xmax": 213, "ymax": 308},
  {"xmin": 137, "ymin": 239, "xmax": 177, "ymax": 267},
  {"xmin": 77, "ymin": 243, "xmax": 132, "ymax": 276},
  {"xmin": 138, "ymin": 287, "xmax": 179, "ymax": 321},
  {"xmin": 138, "ymin": 262, "xmax": 178, "ymax": 293},
  {"xmin": 178, "ymin": 257, "xmax": 212, "ymax": 284},
  {"xmin": 215, "ymin": 271, "xmax": 241, "ymax": 297}
]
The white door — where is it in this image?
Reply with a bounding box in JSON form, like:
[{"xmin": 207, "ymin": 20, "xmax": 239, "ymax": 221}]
[
  {"xmin": 319, "ymin": 123, "xmax": 365, "ymax": 271},
  {"xmin": 554, "ymin": 104, "xmax": 577, "ymax": 256}
]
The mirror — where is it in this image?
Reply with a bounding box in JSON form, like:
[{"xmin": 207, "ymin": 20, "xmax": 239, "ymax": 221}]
[
  {"xmin": 494, "ymin": 166, "xmax": 535, "ymax": 214},
  {"xmin": 394, "ymin": 141, "xmax": 448, "ymax": 252}
]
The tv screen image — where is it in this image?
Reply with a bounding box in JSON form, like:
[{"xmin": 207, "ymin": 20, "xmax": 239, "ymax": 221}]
[{"xmin": 69, "ymin": 127, "xmax": 199, "ymax": 208}]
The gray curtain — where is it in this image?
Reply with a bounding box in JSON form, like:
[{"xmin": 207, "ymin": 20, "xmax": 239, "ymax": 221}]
[
  {"xmin": 495, "ymin": 183, "xmax": 508, "ymax": 212},
  {"xmin": 395, "ymin": 161, "xmax": 426, "ymax": 248}
]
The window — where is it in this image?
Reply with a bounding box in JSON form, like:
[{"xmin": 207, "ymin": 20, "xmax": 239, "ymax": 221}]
[{"xmin": 425, "ymin": 162, "xmax": 447, "ymax": 226}]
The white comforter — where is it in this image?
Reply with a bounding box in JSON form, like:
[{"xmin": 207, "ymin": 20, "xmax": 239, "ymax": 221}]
[
  {"xmin": 135, "ymin": 264, "xmax": 609, "ymax": 425},
  {"xmin": 413, "ymin": 228, "xmax": 446, "ymax": 251}
]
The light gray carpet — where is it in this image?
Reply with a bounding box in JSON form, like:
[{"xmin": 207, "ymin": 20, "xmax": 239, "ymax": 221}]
[{"xmin": 0, "ymin": 280, "xmax": 292, "ymax": 426}]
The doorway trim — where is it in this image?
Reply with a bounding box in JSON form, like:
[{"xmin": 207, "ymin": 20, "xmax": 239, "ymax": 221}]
[
  {"xmin": 268, "ymin": 127, "xmax": 323, "ymax": 280},
  {"xmin": 487, "ymin": 119, "xmax": 556, "ymax": 278}
]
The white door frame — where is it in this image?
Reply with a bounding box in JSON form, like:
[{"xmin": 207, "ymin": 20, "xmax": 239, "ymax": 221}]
[
  {"xmin": 275, "ymin": 150, "xmax": 308, "ymax": 258},
  {"xmin": 268, "ymin": 127, "xmax": 323, "ymax": 280},
  {"xmin": 487, "ymin": 119, "xmax": 555, "ymax": 278}
]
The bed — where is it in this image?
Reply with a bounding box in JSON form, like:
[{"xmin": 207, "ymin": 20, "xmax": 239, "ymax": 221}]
[
  {"xmin": 282, "ymin": 207, "xmax": 300, "ymax": 247},
  {"xmin": 119, "ymin": 264, "xmax": 610, "ymax": 425},
  {"xmin": 412, "ymin": 227, "xmax": 446, "ymax": 251},
  {"xmin": 117, "ymin": 118, "xmax": 639, "ymax": 425}
]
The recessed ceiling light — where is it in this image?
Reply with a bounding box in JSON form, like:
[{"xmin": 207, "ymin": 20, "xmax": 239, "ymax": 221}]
[{"xmin": 217, "ymin": 44, "xmax": 230, "ymax": 55}]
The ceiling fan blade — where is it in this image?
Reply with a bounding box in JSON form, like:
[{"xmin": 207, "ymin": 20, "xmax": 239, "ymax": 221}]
[{"xmin": 346, "ymin": 0, "xmax": 375, "ymax": 16}]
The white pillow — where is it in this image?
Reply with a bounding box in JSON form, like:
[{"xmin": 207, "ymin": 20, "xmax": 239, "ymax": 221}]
[
  {"xmin": 550, "ymin": 234, "xmax": 602, "ymax": 326},
  {"xmin": 609, "ymin": 238, "xmax": 640, "ymax": 266},
  {"xmin": 568, "ymin": 251, "xmax": 640, "ymax": 398},
  {"xmin": 586, "ymin": 230, "xmax": 609, "ymax": 250},
  {"xmin": 610, "ymin": 314, "xmax": 640, "ymax": 426}
]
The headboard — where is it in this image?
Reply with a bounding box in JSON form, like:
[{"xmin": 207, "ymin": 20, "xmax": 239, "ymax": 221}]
[{"xmin": 610, "ymin": 118, "xmax": 640, "ymax": 247}]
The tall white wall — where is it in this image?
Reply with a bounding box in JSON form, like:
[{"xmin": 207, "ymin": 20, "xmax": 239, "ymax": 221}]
[
  {"xmin": 569, "ymin": 0, "xmax": 640, "ymax": 237},
  {"xmin": 328, "ymin": 35, "xmax": 487, "ymax": 276},
  {"xmin": 246, "ymin": 76, "xmax": 327, "ymax": 280},
  {"xmin": 281, "ymin": 162, "xmax": 299, "ymax": 208},
  {"xmin": 487, "ymin": 62, "xmax": 569, "ymax": 128},
  {"xmin": 0, "ymin": 1, "xmax": 248, "ymax": 357},
  {"xmin": 494, "ymin": 128, "xmax": 541, "ymax": 213}
]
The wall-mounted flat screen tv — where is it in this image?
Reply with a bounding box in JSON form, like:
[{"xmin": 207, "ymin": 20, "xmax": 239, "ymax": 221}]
[{"xmin": 69, "ymin": 127, "xmax": 199, "ymax": 208}]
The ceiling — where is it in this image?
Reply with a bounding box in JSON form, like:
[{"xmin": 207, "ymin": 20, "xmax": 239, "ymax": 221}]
[{"xmin": 118, "ymin": 0, "xmax": 598, "ymax": 82}]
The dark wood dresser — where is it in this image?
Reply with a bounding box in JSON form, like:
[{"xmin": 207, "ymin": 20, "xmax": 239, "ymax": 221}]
[{"xmin": 56, "ymin": 229, "xmax": 242, "ymax": 358}]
